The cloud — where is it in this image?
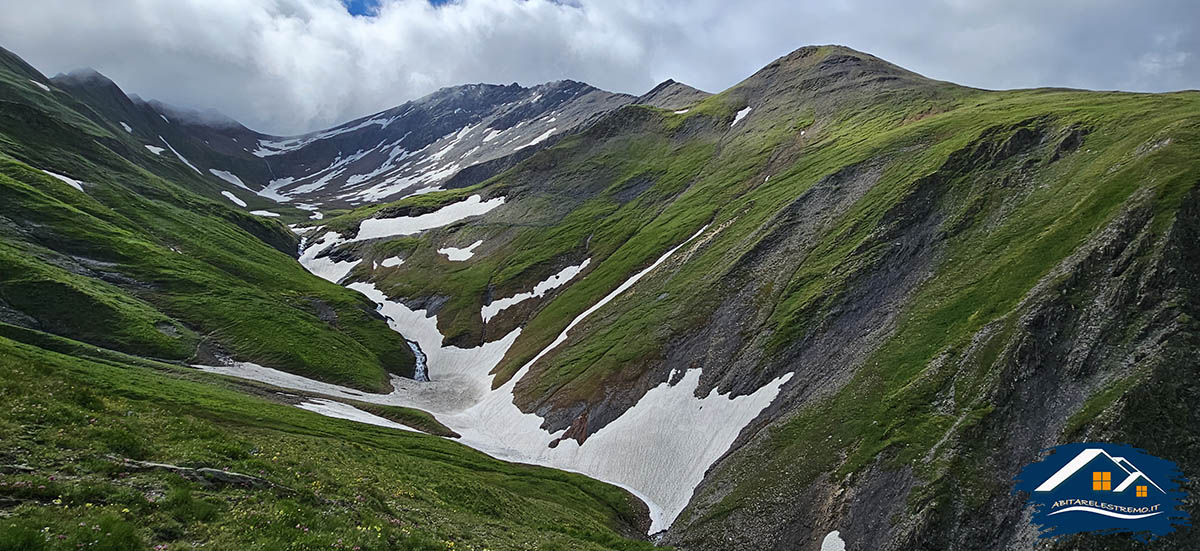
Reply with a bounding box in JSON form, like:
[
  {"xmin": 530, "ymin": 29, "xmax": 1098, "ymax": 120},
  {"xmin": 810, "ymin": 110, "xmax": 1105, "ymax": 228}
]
[{"xmin": 2, "ymin": 0, "xmax": 1196, "ymax": 135}]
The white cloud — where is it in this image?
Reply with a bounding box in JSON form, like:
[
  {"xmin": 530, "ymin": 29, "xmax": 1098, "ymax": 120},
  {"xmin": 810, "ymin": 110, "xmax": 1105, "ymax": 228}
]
[{"xmin": 1, "ymin": 0, "xmax": 1196, "ymax": 135}]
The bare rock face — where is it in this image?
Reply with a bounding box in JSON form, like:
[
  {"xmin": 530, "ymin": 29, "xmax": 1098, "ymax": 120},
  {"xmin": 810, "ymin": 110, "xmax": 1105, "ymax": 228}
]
[{"xmin": 58, "ymin": 76, "xmax": 638, "ymax": 209}]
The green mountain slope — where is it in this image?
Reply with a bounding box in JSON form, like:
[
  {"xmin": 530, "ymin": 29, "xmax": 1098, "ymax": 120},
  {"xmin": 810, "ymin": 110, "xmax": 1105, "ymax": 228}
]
[
  {"xmin": 0, "ymin": 46, "xmax": 658, "ymax": 550},
  {"xmin": 0, "ymin": 47, "xmax": 415, "ymax": 391},
  {"xmin": 0, "ymin": 331, "xmax": 653, "ymax": 550},
  {"xmin": 310, "ymin": 46, "xmax": 1200, "ymax": 548},
  {"xmin": 2, "ymin": 41, "xmax": 1199, "ymax": 550}
]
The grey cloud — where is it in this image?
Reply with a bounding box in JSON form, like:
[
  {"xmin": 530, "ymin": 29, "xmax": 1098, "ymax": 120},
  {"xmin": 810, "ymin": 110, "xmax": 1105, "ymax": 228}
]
[{"xmin": 1, "ymin": 0, "xmax": 1195, "ymax": 135}]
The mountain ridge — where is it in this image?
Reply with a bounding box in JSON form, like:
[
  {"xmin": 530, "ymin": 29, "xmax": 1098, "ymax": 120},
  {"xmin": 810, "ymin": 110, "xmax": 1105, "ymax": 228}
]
[{"xmin": 1, "ymin": 42, "xmax": 1198, "ymax": 550}]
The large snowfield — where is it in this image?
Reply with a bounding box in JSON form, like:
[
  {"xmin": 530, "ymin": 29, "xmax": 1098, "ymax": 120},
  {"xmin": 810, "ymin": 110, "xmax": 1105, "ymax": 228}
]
[{"xmin": 193, "ymin": 196, "xmax": 793, "ymax": 533}]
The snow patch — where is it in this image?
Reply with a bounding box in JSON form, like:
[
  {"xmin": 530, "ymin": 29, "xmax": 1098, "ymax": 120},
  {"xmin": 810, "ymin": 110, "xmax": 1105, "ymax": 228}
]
[
  {"xmin": 287, "ymin": 148, "xmax": 374, "ymax": 196},
  {"xmin": 159, "ymin": 136, "xmax": 201, "ymax": 174},
  {"xmin": 220, "ymin": 191, "xmax": 247, "ymax": 207},
  {"xmin": 309, "ymin": 211, "xmax": 324, "ymax": 220},
  {"xmin": 209, "ymin": 169, "xmax": 251, "ymax": 191},
  {"xmin": 144, "ymin": 145, "xmax": 164, "ymax": 155},
  {"xmin": 731, "ymin": 107, "xmax": 752, "ymax": 127},
  {"xmin": 259, "ymin": 178, "xmax": 293, "ymax": 203},
  {"xmin": 437, "ymin": 240, "xmax": 483, "ymax": 261},
  {"xmin": 41, "ymin": 170, "xmax": 84, "ymax": 192},
  {"xmin": 514, "ymin": 128, "xmax": 556, "ymax": 151},
  {"xmin": 298, "ymin": 232, "xmax": 360, "ymax": 284},
  {"xmin": 252, "ymin": 115, "xmax": 399, "ymax": 157},
  {"xmin": 482, "ymin": 259, "xmax": 590, "ymax": 323},
  {"xmin": 352, "ymin": 195, "xmax": 504, "ymax": 242},
  {"xmin": 530, "ymin": 368, "xmax": 793, "ymax": 532},
  {"xmin": 29, "ymin": 79, "xmax": 50, "ymax": 92},
  {"xmin": 674, "ymin": 109, "xmax": 689, "ymax": 114},
  {"xmin": 821, "ymin": 531, "xmax": 846, "ymax": 551},
  {"xmin": 159, "ymin": 114, "xmax": 170, "ymax": 123},
  {"xmin": 120, "ymin": 121, "xmax": 132, "ymax": 133},
  {"xmin": 249, "ymin": 210, "xmax": 280, "ymax": 218},
  {"xmin": 380, "ymin": 256, "xmax": 404, "ymax": 268},
  {"xmin": 482, "ymin": 128, "xmax": 504, "ymax": 143},
  {"xmin": 296, "ymin": 399, "xmax": 421, "ymax": 433}
]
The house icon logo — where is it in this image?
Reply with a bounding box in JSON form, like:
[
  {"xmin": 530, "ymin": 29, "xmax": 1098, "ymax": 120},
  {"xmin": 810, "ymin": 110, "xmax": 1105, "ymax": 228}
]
[{"xmin": 1014, "ymin": 443, "xmax": 1190, "ymax": 541}]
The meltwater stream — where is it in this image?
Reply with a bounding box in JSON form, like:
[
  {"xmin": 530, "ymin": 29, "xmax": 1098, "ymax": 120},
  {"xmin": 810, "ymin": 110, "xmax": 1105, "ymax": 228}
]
[{"xmin": 405, "ymin": 339, "xmax": 429, "ymax": 382}]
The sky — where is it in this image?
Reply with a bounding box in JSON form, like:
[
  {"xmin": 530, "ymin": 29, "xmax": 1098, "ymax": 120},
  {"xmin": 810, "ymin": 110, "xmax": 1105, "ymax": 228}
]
[{"xmin": 1, "ymin": 0, "xmax": 1196, "ymax": 135}]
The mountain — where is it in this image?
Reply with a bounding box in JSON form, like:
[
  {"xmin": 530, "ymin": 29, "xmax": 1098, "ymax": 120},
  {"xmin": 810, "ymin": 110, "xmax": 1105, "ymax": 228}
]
[
  {"xmin": 50, "ymin": 70, "xmax": 636, "ymax": 216},
  {"xmin": 290, "ymin": 45, "xmax": 1200, "ymax": 549},
  {"xmin": 635, "ymin": 79, "xmax": 711, "ymax": 110},
  {"xmin": 0, "ymin": 45, "xmax": 656, "ymax": 550},
  {"xmin": 2, "ymin": 42, "xmax": 1199, "ymax": 551}
]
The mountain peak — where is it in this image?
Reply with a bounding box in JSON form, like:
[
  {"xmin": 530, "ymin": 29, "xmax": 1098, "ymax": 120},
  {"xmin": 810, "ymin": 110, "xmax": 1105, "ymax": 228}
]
[
  {"xmin": 50, "ymin": 68, "xmax": 121, "ymax": 91},
  {"xmin": 636, "ymin": 79, "xmax": 711, "ymax": 110},
  {"xmin": 768, "ymin": 44, "xmax": 929, "ymax": 82},
  {"xmin": 724, "ymin": 44, "xmax": 952, "ymax": 110}
]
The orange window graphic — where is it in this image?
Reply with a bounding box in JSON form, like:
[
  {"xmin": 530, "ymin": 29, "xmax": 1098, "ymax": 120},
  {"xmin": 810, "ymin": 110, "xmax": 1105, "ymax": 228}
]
[
  {"xmin": 1137, "ymin": 485, "xmax": 1148, "ymax": 497},
  {"xmin": 1092, "ymin": 471, "xmax": 1111, "ymax": 491}
]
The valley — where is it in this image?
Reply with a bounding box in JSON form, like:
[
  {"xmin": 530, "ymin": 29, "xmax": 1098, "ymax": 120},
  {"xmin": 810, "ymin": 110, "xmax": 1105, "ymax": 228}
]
[{"xmin": 1, "ymin": 42, "xmax": 1198, "ymax": 551}]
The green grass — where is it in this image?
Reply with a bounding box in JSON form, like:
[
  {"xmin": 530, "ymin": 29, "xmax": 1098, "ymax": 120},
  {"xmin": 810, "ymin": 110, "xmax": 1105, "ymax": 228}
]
[
  {"xmin": 4, "ymin": 42, "xmax": 1200, "ymax": 547},
  {"xmin": 0, "ymin": 332, "xmax": 657, "ymax": 550},
  {"xmin": 311, "ymin": 51, "xmax": 1199, "ymax": 538},
  {"xmin": 672, "ymin": 88, "xmax": 1200, "ymax": 528},
  {"xmin": 0, "ymin": 77, "xmax": 417, "ymax": 390}
]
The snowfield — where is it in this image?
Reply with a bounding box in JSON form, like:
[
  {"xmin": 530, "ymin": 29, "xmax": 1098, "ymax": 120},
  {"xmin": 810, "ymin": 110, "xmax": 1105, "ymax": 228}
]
[
  {"xmin": 41, "ymin": 170, "xmax": 84, "ymax": 192},
  {"xmin": 437, "ymin": 240, "xmax": 483, "ymax": 261},
  {"xmin": 352, "ymin": 194, "xmax": 504, "ymax": 242},
  {"xmin": 197, "ymin": 220, "xmax": 794, "ymax": 533},
  {"xmin": 159, "ymin": 136, "xmax": 201, "ymax": 174},
  {"xmin": 209, "ymin": 169, "xmax": 252, "ymax": 191},
  {"xmin": 514, "ymin": 128, "xmax": 556, "ymax": 151},
  {"xmin": 731, "ymin": 106, "xmax": 752, "ymax": 127},
  {"xmin": 298, "ymin": 231, "xmax": 360, "ymax": 284},
  {"xmin": 822, "ymin": 531, "xmax": 847, "ymax": 551},
  {"xmin": 481, "ymin": 259, "xmax": 590, "ymax": 323},
  {"xmin": 220, "ymin": 191, "xmax": 247, "ymax": 207},
  {"xmin": 295, "ymin": 399, "xmax": 421, "ymax": 433}
]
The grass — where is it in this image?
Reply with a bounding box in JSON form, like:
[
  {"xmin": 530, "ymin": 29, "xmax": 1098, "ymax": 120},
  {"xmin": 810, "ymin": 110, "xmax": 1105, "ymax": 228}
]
[
  {"xmin": 673, "ymin": 88, "xmax": 1200, "ymax": 529},
  {"xmin": 0, "ymin": 331, "xmax": 658, "ymax": 550},
  {"xmin": 310, "ymin": 50, "xmax": 1200, "ymax": 538},
  {"xmin": 0, "ymin": 75, "xmax": 417, "ymax": 390},
  {"xmin": 4, "ymin": 42, "xmax": 1200, "ymax": 547}
]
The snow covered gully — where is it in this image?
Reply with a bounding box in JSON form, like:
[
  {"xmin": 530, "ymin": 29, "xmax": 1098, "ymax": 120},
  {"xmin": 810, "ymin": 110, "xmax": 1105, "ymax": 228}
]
[{"xmin": 195, "ymin": 198, "xmax": 793, "ymax": 534}]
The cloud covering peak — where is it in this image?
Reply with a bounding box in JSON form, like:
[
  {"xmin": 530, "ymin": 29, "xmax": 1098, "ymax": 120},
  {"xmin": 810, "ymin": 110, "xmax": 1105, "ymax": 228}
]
[{"xmin": 3, "ymin": 0, "xmax": 1196, "ymax": 135}]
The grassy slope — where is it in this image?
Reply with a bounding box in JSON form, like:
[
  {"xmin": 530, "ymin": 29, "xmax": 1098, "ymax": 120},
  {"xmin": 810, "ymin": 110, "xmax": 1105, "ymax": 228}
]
[
  {"xmin": 312, "ymin": 48, "xmax": 1199, "ymax": 540},
  {"xmin": 0, "ymin": 59, "xmax": 415, "ymax": 391},
  {"xmin": 679, "ymin": 87, "xmax": 1200, "ymax": 526},
  {"xmin": 330, "ymin": 71, "xmax": 1199, "ymax": 412},
  {"xmin": 0, "ymin": 331, "xmax": 655, "ymax": 551}
]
